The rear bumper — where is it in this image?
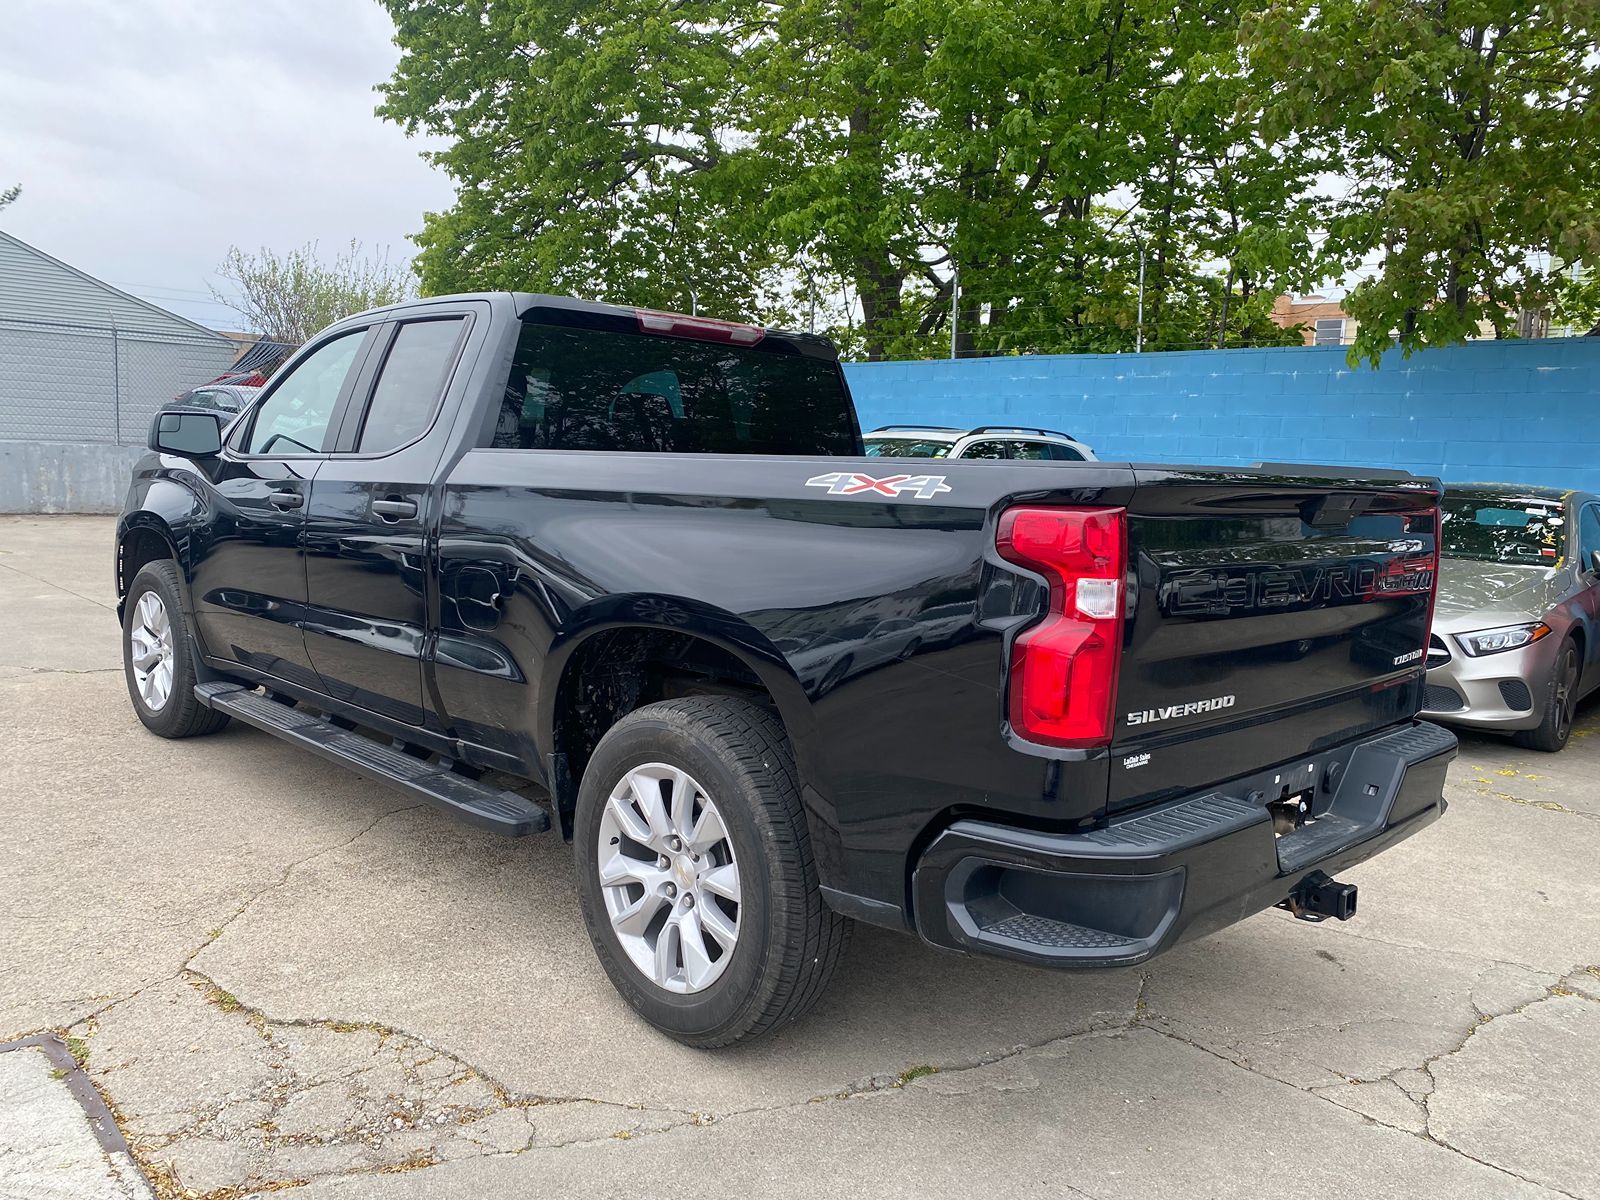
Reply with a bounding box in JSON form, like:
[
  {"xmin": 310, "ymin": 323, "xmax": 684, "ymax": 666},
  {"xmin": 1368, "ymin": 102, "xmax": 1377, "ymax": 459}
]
[{"xmin": 911, "ymin": 721, "xmax": 1456, "ymax": 968}]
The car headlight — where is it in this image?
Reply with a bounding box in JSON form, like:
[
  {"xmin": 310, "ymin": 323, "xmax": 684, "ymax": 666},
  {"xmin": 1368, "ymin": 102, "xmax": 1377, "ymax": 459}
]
[{"xmin": 1454, "ymin": 622, "xmax": 1551, "ymax": 657}]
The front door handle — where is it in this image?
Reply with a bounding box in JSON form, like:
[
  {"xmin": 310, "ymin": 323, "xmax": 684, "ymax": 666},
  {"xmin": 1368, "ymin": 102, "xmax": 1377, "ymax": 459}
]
[
  {"xmin": 267, "ymin": 490, "xmax": 303, "ymax": 510},
  {"xmin": 372, "ymin": 498, "xmax": 418, "ymax": 521}
]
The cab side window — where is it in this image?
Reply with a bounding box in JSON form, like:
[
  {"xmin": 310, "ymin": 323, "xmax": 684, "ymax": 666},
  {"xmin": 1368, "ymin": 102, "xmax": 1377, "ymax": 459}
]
[
  {"xmin": 356, "ymin": 318, "xmax": 467, "ymax": 453},
  {"xmin": 244, "ymin": 331, "xmax": 366, "ymax": 455}
]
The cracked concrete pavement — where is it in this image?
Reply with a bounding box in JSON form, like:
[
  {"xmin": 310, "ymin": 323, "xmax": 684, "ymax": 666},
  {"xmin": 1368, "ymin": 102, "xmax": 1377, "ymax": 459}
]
[{"xmin": 3, "ymin": 514, "xmax": 1598, "ymax": 1199}]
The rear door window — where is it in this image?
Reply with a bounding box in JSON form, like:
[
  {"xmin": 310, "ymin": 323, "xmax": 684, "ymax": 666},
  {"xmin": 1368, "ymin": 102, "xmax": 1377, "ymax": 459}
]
[
  {"xmin": 959, "ymin": 440, "xmax": 1010, "ymax": 459},
  {"xmin": 488, "ymin": 324, "xmax": 857, "ymax": 455},
  {"xmin": 864, "ymin": 438, "xmax": 954, "ymax": 458},
  {"xmin": 356, "ymin": 318, "xmax": 467, "ymax": 453},
  {"xmin": 1014, "ymin": 441, "xmax": 1087, "ymax": 461}
]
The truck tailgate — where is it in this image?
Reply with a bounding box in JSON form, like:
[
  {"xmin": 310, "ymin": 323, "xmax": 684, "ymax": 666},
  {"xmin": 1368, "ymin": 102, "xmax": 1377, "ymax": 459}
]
[{"xmin": 1111, "ymin": 467, "xmax": 1439, "ymax": 812}]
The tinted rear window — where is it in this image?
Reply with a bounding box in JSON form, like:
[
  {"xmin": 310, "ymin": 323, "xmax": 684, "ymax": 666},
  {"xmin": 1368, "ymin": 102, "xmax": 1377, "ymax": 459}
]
[{"xmin": 488, "ymin": 323, "xmax": 858, "ymax": 455}]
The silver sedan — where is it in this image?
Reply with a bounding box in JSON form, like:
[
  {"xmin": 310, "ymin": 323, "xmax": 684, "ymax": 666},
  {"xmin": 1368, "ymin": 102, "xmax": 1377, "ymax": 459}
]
[{"xmin": 1423, "ymin": 484, "xmax": 1600, "ymax": 751}]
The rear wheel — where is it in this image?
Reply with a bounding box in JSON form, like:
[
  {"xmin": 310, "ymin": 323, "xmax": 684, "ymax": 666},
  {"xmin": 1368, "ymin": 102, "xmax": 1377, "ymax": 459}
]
[
  {"xmin": 1514, "ymin": 640, "xmax": 1579, "ymax": 753},
  {"xmin": 573, "ymin": 696, "xmax": 850, "ymax": 1046},
  {"xmin": 121, "ymin": 560, "xmax": 230, "ymax": 739}
]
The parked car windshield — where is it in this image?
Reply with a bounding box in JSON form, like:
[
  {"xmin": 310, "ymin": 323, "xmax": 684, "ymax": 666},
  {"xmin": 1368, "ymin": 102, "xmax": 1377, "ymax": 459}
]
[
  {"xmin": 863, "ymin": 437, "xmax": 954, "ymax": 458},
  {"xmin": 1440, "ymin": 494, "xmax": 1566, "ymax": 565}
]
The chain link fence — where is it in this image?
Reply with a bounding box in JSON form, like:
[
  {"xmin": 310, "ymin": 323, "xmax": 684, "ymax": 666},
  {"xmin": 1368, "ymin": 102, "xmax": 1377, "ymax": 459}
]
[{"xmin": 0, "ymin": 315, "xmax": 243, "ymax": 445}]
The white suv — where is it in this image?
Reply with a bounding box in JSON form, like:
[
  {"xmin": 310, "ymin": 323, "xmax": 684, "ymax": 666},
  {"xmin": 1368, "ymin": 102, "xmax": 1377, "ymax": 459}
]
[{"xmin": 862, "ymin": 424, "xmax": 1097, "ymax": 462}]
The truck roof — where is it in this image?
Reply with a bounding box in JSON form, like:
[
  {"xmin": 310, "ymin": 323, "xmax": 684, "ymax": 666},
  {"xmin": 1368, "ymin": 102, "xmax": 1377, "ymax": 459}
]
[{"xmin": 337, "ymin": 291, "xmax": 841, "ymax": 362}]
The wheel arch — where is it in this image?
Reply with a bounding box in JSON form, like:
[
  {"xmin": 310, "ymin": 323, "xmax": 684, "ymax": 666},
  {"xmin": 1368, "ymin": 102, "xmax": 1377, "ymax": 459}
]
[
  {"xmin": 1564, "ymin": 620, "xmax": 1586, "ymax": 662},
  {"xmin": 539, "ymin": 600, "xmax": 816, "ymax": 839},
  {"xmin": 116, "ymin": 513, "xmax": 183, "ymax": 618},
  {"xmin": 116, "ymin": 477, "xmax": 209, "ymax": 618}
]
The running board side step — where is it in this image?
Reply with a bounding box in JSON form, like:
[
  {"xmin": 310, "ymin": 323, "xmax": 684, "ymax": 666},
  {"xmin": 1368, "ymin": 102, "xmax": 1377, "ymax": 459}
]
[{"xmin": 194, "ymin": 683, "xmax": 551, "ymax": 836}]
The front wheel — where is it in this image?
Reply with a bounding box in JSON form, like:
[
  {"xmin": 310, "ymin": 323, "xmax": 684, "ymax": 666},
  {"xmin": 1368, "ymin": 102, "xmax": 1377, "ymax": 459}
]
[
  {"xmin": 121, "ymin": 560, "xmax": 230, "ymax": 739},
  {"xmin": 1513, "ymin": 640, "xmax": 1579, "ymax": 753},
  {"xmin": 573, "ymin": 697, "xmax": 850, "ymax": 1047}
]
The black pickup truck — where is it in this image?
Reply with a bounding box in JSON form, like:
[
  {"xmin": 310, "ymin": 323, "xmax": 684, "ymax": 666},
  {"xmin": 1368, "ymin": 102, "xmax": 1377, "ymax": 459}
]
[{"xmin": 117, "ymin": 293, "xmax": 1455, "ymax": 1046}]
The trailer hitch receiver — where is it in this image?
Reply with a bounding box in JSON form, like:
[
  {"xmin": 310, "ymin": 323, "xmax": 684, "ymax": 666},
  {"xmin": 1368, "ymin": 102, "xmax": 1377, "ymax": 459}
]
[{"xmin": 1279, "ymin": 870, "xmax": 1358, "ymax": 922}]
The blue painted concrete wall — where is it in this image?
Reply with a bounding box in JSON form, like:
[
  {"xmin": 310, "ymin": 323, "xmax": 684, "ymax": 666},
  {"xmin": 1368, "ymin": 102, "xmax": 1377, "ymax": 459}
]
[{"xmin": 842, "ymin": 338, "xmax": 1600, "ymax": 492}]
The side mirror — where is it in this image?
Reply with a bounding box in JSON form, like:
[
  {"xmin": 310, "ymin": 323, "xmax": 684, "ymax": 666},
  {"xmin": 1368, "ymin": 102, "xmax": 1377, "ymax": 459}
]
[{"xmin": 150, "ymin": 409, "xmax": 224, "ymax": 457}]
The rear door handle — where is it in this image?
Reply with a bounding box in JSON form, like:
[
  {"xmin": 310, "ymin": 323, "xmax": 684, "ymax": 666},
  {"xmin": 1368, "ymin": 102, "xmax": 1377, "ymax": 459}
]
[
  {"xmin": 267, "ymin": 490, "xmax": 303, "ymax": 510},
  {"xmin": 372, "ymin": 498, "xmax": 418, "ymax": 521}
]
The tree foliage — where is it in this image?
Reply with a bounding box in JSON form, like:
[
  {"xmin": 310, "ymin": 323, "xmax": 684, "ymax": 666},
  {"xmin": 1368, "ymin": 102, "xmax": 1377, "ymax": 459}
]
[
  {"xmin": 0, "ymin": 183, "xmax": 18, "ymax": 212},
  {"xmin": 211, "ymin": 241, "xmax": 417, "ymax": 345},
  {"xmin": 1551, "ymin": 265, "xmax": 1600, "ymax": 336},
  {"xmin": 379, "ymin": 0, "xmax": 1599, "ymax": 361},
  {"xmin": 1246, "ymin": 0, "xmax": 1600, "ymax": 363}
]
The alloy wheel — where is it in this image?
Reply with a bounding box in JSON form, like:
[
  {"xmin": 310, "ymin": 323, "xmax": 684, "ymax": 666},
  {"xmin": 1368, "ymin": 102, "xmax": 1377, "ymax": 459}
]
[
  {"xmin": 596, "ymin": 763, "xmax": 742, "ymax": 994},
  {"xmin": 1554, "ymin": 649, "xmax": 1579, "ymax": 742},
  {"xmin": 129, "ymin": 591, "xmax": 174, "ymax": 712}
]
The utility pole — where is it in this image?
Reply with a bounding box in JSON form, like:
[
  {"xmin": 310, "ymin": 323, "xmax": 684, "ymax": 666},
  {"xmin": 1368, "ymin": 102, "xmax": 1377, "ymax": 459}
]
[
  {"xmin": 1217, "ymin": 260, "xmax": 1234, "ymax": 349},
  {"xmin": 689, "ymin": 288, "xmax": 698, "ymax": 316},
  {"xmin": 111, "ymin": 326, "xmax": 121, "ymax": 444},
  {"xmin": 950, "ymin": 266, "xmax": 960, "ymax": 359},
  {"xmin": 1135, "ymin": 245, "xmax": 1147, "ymax": 354}
]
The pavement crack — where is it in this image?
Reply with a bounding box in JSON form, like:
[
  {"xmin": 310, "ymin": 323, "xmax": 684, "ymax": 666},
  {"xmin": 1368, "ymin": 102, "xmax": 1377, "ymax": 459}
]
[
  {"xmin": 177, "ymin": 963, "xmax": 685, "ymax": 1120},
  {"xmin": 14, "ymin": 665, "xmax": 123, "ymax": 675},
  {"xmin": 58, "ymin": 805, "xmax": 428, "ymax": 1046},
  {"xmin": 180, "ymin": 801, "xmax": 426, "ymax": 973},
  {"xmin": 1147, "ymin": 966, "xmax": 1598, "ymax": 1199},
  {"xmin": 0, "ymin": 558, "xmax": 115, "ymax": 611},
  {"xmin": 505, "ymin": 980, "xmax": 1157, "ymax": 1155},
  {"xmin": 1468, "ymin": 785, "xmax": 1600, "ymax": 824},
  {"xmin": 1318, "ymin": 924, "xmax": 1553, "ymax": 978}
]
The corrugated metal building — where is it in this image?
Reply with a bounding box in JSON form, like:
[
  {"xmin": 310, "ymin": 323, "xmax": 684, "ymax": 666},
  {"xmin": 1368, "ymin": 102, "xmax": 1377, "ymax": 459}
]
[
  {"xmin": 1, "ymin": 230, "xmax": 239, "ymax": 441},
  {"xmin": 0, "ymin": 230, "xmax": 240, "ymax": 510}
]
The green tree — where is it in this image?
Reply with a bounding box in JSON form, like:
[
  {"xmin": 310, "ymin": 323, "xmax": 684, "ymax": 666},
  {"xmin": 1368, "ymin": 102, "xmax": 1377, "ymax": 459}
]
[
  {"xmin": 1246, "ymin": 0, "xmax": 1600, "ymax": 364},
  {"xmin": 376, "ymin": 0, "xmax": 1320, "ymax": 357},
  {"xmin": 378, "ymin": 0, "xmax": 768, "ymax": 319},
  {"xmin": 211, "ymin": 241, "xmax": 416, "ymax": 345},
  {"xmin": 731, "ymin": 0, "xmax": 1319, "ymax": 356},
  {"xmin": 0, "ymin": 183, "xmax": 18, "ymax": 212},
  {"xmin": 1551, "ymin": 264, "xmax": 1600, "ymax": 336}
]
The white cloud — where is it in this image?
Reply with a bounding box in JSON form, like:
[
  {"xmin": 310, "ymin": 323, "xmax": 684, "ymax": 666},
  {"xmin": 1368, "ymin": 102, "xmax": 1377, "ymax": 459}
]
[{"xmin": 0, "ymin": 0, "xmax": 454, "ymax": 329}]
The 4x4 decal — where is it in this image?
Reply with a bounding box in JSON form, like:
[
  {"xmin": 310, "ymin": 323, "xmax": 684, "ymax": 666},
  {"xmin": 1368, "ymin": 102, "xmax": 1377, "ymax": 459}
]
[{"xmin": 805, "ymin": 472, "xmax": 952, "ymax": 499}]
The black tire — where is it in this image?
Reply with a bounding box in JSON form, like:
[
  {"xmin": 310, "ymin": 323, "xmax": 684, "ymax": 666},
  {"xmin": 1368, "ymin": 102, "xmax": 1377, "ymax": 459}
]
[
  {"xmin": 573, "ymin": 696, "xmax": 851, "ymax": 1047},
  {"xmin": 121, "ymin": 560, "xmax": 230, "ymax": 739},
  {"xmin": 1513, "ymin": 639, "xmax": 1579, "ymax": 753}
]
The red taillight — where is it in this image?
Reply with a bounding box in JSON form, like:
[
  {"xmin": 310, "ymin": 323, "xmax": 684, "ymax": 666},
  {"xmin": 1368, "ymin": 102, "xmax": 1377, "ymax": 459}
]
[
  {"xmin": 635, "ymin": 308, "xmax": 766, "ymax": 346},
  {"xmin": 997, "ymin": 506, "xmax": 1127, "ymax": 749}
]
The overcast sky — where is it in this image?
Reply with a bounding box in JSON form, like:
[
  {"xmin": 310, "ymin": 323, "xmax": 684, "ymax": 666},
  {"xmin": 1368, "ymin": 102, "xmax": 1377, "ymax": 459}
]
[{"xmin": 0, "ymin": 0, "xmax": 453, "ymax": 330}]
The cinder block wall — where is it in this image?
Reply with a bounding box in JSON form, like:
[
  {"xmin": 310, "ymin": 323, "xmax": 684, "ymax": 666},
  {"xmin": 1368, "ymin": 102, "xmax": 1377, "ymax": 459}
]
[{"xmin": 843, "ymin": 339, "xmax": 1600, "ymax": 490}]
